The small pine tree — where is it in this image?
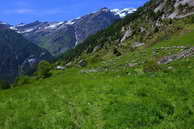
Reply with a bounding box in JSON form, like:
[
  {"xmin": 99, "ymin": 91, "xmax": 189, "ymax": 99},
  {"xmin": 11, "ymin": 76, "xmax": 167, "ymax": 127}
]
[
  {"xmin": 36, "ymin": 61, "xmax": 52, "ymax": 79},
  {"xmin": 0, "ymin": 80, "xmax": 11, "ymax": 90}
]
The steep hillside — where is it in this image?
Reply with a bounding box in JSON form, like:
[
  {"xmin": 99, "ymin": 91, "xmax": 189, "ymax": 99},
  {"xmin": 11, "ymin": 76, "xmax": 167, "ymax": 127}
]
[
  {"xmin": 12, "ymin": 8, "xmax": 135, "ymax": 56},
  {"xmin": 0, "ymin": 25, "xmax": 193, "ymax": 128},
  {"xmin": 59, "ymin": 0, "xmax": 194, "ymax": 63},
  {"xmin": 0, "ymin": 28, "xmax": 52, "ymax": 81}
]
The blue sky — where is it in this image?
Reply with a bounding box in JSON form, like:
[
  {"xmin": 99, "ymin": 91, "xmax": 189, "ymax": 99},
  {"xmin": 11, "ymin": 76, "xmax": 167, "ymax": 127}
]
[{"xmin": 0, "ymin": 0, "xmax": 148, "ymax": 25}]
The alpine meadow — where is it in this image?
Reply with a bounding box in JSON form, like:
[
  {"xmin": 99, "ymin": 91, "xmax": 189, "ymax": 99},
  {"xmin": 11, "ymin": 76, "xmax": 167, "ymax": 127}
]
[{"xmin": 0, "ymin": 0, "xmax": 194, "ymax": 129}]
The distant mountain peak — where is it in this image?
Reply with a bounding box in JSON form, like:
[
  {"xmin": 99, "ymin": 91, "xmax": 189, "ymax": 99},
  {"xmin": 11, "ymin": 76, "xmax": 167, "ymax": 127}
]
[
  {"xmin": 111, "ymin": 8, "xmax": 137, "ymax": 18},
  {"xmin": 0, "ymin": 21, "xmax": 8, "ymax": 25},
  {"xmin": 8, "ymin": 7, "xmax": 136, "ymax": 56},
  {"xmin": 100, "ymin": 7, "xmax": 110, "ymax": 12},
  {"xmin": 16, "ymin": 23, "xmax": 26, "ymax": 27}
]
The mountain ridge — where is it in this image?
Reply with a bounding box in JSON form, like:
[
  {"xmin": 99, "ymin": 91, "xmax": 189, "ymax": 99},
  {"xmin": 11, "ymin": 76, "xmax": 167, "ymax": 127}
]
[
  {"xmin": 9, "ymin": 8, "xmax": 136, "ymax": 56},
  {"xmin": 0, "ymin": 0, "xmax": 194, "ymax": 128},
  {"xmin": 59, "ymin": 0, "xmax": 194, "ymax": 64},
  {"xmin": 0, "ymin": 27, "xmax": 53, "ymax": 82}
]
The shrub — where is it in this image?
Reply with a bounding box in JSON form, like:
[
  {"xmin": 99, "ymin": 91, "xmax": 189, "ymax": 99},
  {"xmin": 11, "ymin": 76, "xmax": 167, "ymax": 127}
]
[
  {"xmin": 143, "ymin": 60, "xmax": 161, "ymax": 72},
  {"xmin": 88, "ymin": 54, "xmax": 103, "ymax": 64},
  {"xmin": 113, "ymin": 48, "xmax": 122, "ymax": 56},
  {"xmin": 0, "ymin": 80, "xmax": 11, "ymax": 90},
  {"xmin": 36, "ymin": 61, "xmax": 52, "ymax": 79},
  {"xmin": 14, "ymin": 76, "xmax": 31, "ymax": 87}
]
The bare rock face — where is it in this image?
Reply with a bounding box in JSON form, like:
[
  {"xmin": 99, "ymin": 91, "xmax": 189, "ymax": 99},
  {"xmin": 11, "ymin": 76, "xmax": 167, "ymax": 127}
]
[
  {"xmin": 56, "ymin": 66, "xmax": 65, "ymax": 70},
  {"xmin": 132, "ymin": 42, "xmax": 145, "ymax": 48},
  {"xmin": 120, "ymin": 27, "xmax": 133, "ymax": 42},
  {"xmin": 79, "ymin": 60, "xmax": 88, "ymax": 67},
  {"xmin": 158, "ymin": 47, "xmax": 194, "ymax": 64},
  {"xmin": 174, "ymin": 0, "xmax": 194, "ymax": 7},
  {"xmin": 92, "ymin": 45, "xmax": 102, "ymax": 53},
  {"xmin": 153, "ymin": 0, "xmax": 194, "ymax": 19}
]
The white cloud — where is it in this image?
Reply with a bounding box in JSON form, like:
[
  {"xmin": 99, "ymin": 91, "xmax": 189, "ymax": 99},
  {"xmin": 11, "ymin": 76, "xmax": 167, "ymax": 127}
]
[
  {"xmin": 15, "ymin": 1, "xmax": 30, "ymax": 7},
  {"xmin": 15, "ymin": 9, "xmax": 34, "ymax": 14},
  {"xmin": 41, "ymin": 9, "xmax": 64, "ymax": 15},
  {"xmin": 2, "ymin": 8, "xmax": 64, "ymax": 15},
  {"xmin": 3, "ymin": 9, "xmax": 34, "ymax": 14}
]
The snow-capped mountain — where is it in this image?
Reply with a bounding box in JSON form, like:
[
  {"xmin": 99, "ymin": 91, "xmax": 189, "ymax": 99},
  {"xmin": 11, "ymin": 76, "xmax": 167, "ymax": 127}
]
[
  {"xmin": 111, "ymin": 8, "xmax": 137, "ymax": 18},
  {"xmin": 11, "ymin": 8, "xmax": 136, "ymax": 56}
]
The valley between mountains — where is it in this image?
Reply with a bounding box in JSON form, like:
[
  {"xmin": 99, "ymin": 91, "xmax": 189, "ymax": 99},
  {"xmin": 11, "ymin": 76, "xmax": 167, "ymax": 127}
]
[
  {"xmin": 0, "ymin": 0, "xmax": 194, "ymax": 129},
  {"xmin": 0, "ymin": 8, "xmax": 135, "ymax": 81}
]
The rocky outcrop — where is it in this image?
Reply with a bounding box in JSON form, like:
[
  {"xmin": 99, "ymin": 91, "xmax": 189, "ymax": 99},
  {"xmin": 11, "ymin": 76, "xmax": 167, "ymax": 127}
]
[
  {"xmin": 158, "ymin": 47, "xmax": 194, "ymax": 64},
  {"xmin": 56, "ymin": 66, "xmax": 65, "ymax": 70},
  {"xmin": 120, "ymin": 27, "xmax": 133, "ymax": 42},
  {"xmin": 79, "ymin": 60, "xmax": 88, "ymax": 67},
  {"xmin": 132, "ymin": 42, "xmax": 145, "ymax": 48},
  {"xmin": 153, "ymin": 0, "xmax": 194, "ymax": 19}
]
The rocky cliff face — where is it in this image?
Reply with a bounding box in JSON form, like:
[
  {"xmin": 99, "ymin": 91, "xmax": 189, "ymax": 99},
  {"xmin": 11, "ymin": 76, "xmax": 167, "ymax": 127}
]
[
  {"xmin": 0, "ymin": 27, "xmax": 52, "ymax": 81},
  {"xmin": 152, "ymin": 0, "xmax": 194, "ymax": 18},
  {"xmin": 12, "ymin": 8, "xmax": 135, "ymax": 56},
  {"xmin": 119, "ymin": 0, "xmax": 194, "ymax": 44}
]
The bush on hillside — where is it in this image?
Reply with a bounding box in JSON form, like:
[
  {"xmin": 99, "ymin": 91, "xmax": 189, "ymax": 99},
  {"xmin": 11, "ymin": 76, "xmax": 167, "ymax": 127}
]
[
  {"xmin": 113, "ymin": 48, "xmax": 122, "ymax": 56},
  {"xmin": 143, "ymin": 60, "xmax": 161, "ymax": 73},
  {"xmin": 184, "ymin": 15, "xmax": 194, "ymax": 24},
  {"xmin": 87, "ymin": 54, "xmax": 102, "ymax": 64},
  {"xmin": 14, "ymin": 76, "xmax": 31, "ymax": 87},
  {"xmin": 0, "ymin": 80, "xmax": 11, "ymax": 90},
  {"xmin": 36, "ymin": 61, "xmax": 52, "ymax": 79}
]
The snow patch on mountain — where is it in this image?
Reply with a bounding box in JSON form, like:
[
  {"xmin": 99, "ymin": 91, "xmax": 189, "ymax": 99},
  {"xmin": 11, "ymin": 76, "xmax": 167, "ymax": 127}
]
[
  {"xmin": 111, "ymin": 8, "xmax": 136, "ymax": 18},
  {"xmin": 66, "ymin": 20, "xmax": 75, "ymax": 25},
  {"xmin": 10, "ymin": 26, "xmax": 18, "ymax": 31},
  {"xmin": 16, "ymin": 23, "xmax": 26, "ymax": 27},
  {"xmin": 18, "ymin": 28, "xmax": 35, "ymax": 33},
  {"xmin": 44, "ymin": 22, "xmax": 64, "ymax": 29},
  {"xmin": 12, "ymin": 7, "xmax": 135, "ymax": 33},
  {"xmin": 75, "ymin": 17, "xmax": 81, "ymax": 20}
]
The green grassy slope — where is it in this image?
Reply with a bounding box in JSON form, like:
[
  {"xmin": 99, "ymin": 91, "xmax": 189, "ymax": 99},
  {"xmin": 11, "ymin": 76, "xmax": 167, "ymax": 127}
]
[
  {"xmin": 155, "ymin": 24, "xmax": 194, "ymax": 48},
  {"xmin": 0, "ymin": 67, "xmax": 194, "ymax": 129},
  {"xmin": 0, "ymin": 22, "xmax": 194, "ymax": 129}
]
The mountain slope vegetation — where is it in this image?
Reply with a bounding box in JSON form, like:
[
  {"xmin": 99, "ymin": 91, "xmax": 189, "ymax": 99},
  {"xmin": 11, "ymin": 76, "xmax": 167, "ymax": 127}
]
[
  {"xmin": 0, "ymin": 29, "xmax": 52, "ymax": 82},
  {"xmin": 0, "ymin": 0, "xmax": 194, "ymax": 129},
  {"xmin": 14, "ymin": 8, "xmax": 135, "ymax": 56}
]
